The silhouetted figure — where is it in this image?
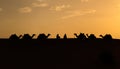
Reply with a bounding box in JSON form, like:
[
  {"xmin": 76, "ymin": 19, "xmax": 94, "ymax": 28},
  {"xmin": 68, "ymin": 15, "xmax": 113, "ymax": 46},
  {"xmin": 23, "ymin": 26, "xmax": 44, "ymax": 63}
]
[
  {"xmin": 22, "ymin": 34, "xmax": 35, "ymax": 40},
  {"xmin": 74, "ymin": 33, "xmax": 86, "ymax": 40},
  {"xmin": 9, "ymin": 34, "xmax": 22, "ymax": 40},
  {"xmin": 63, "ymin": 34, "xmax": 67, "ymax": 39},
  {"xmin": 56, "ymin": 34, "xmax": 60, "ymax": 39},
  {"xmin": 100, "ymin": 34, "xmax": 112, "ymax": 40},
  {"xmin": 37, "ymin": 33, "xmax": 51, "ymax": 39},
  {"xmin": 86, "ymin": 34, "xmax": 96, "ymax": 40}
]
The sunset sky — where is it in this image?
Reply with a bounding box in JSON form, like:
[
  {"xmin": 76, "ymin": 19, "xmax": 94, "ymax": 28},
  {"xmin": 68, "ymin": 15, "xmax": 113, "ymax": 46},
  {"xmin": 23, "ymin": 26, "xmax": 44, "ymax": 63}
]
[{"xmin": 0, "ymin": 0, "xmax": 120, "ymax": 38}]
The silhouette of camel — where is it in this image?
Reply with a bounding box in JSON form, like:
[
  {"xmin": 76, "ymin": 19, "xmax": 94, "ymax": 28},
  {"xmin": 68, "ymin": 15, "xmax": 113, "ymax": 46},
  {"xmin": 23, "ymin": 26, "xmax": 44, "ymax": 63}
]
[
  {"xmin": 22, "ymin": 34, "xmax": 35, "ymax": 40},
  {"xmin": 86, "ymin": 34, "xmax": 96, "ymax": 40},
  {"xmin": 100, "ymin": 34, "xmax": 112, "ymax": 40},
  {"xmin": 74, "ymin": 33, "xmax": 86, "ymax": 40},
  {"xmin": 63, "ymin": 34, "xmax": 67, "ymax": 39},
  {"xmin": 56, "ymin": 34, "xmax": 60, "ymax": 39},
  {"xmin": 9, "ymin": 34, "xmax": 22, "ymax": 40},
  {"xmin": 37, "ymin": 33, "xmax": 51, "ymax": 39}
]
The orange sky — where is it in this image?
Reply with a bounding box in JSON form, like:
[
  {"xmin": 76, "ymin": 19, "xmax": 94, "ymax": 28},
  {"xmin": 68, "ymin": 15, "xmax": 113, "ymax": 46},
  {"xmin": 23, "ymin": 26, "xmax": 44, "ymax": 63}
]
[{"xmin": 0, "ymin": 0, "xmax": 120, "ymax": 38}]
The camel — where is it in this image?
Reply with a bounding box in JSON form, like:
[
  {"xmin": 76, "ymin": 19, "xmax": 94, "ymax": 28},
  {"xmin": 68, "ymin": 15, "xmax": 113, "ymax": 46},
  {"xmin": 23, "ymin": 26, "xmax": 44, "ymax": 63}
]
[
  {"xmin": 74, "ymin": 33, "xmax": 86, "ymax": 40},
  {"xmin": 37, "ymin": 33, "xmax": 51, "ymax": 39},
  {"xmin": 9, "ymin": 34, "xmax": 22, "ymax": 40},
  {"xmin": 86, "ymin": 34, "xmax": 96, "ymax": 40},
  {"xmin": 100, "ymin": 34, "xmax": 112, "ymax": 40},
  {"xmin": 21, "ymin": 34, "xmax": 35, "ymax": 40}
]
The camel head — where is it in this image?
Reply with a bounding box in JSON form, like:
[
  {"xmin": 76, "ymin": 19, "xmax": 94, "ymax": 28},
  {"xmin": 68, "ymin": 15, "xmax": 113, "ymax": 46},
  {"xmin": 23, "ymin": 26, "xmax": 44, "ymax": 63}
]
[
  {"xmin": 86, "ymin": 34, "xmax": 89, "ymax": 37},
  {"xmin": 100, "ymin": 35, "xmax": 104, "ymax": 38},
  {"xmin": 74, "ymin": 33, "xmax": 78, "ymax": 37},
  {"xmin": 47, "ymin": 34, "xmax": 51, "ymax": 37},
  {"xmin": 19, "ymin": 35, "xmax": 22, "ymax": 39},
  {"xmin": 31, "ymin": 34, "xmax": 36, "ymax": 38}
]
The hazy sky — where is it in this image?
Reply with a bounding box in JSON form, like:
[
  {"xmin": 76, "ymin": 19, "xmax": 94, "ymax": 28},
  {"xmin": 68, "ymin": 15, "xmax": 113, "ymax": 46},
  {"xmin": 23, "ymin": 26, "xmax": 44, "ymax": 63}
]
[{"xmin": 0, "ymin": 0, "xmax": 120, "ymax": 38}]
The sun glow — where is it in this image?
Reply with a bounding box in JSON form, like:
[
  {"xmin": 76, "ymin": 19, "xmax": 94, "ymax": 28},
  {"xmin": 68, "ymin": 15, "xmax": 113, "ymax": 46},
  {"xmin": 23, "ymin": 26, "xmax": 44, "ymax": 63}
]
[{"xmin": 0, "ymin": 0, "xmax": 120, "ymax": 38}]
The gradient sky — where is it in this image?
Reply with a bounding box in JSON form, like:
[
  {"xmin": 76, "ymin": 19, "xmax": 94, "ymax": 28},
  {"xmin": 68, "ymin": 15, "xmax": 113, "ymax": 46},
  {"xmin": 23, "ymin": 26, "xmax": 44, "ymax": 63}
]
[{"xmin": 0, "ymin": 0, "xmax": 120, "ymax": 38}]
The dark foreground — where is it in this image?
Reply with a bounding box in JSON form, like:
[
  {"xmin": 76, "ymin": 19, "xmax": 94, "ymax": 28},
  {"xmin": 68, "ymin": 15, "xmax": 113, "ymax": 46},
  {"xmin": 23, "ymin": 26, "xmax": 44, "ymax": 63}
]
[{"xmin": 0, "ymin": 39, "xmax": 120, "ymax": 69}]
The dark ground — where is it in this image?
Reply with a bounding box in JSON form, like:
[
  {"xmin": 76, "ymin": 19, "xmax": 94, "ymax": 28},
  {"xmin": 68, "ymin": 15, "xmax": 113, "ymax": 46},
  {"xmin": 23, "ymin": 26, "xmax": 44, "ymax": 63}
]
[{"xmin": 0, "ymin": 39, "xmax": 120, "ymax": 69}]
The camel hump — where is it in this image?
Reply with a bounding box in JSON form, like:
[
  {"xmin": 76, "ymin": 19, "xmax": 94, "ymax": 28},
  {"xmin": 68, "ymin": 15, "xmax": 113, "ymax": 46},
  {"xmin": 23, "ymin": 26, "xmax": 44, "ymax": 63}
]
[
  {"xmin": 22, "ymin": 34, "xmax": 35, "ymax": 39},
  {"xmin": 104, "ymin": 34, "xmax": 112, "ymax": 39},
  {"xmin": 89, "ymin": 34, "xmax": 96, "ymax": 39},
  {"xmin": 37, "ymin": 33, "xmax": 50, "ymax": 39},
  {"xmin": 100, "ymin": 34, "xmax": 112, "ymax": 40},
  {"xmin": 9, "ymin": 34, "xmax": 20, "ymax": 40}
]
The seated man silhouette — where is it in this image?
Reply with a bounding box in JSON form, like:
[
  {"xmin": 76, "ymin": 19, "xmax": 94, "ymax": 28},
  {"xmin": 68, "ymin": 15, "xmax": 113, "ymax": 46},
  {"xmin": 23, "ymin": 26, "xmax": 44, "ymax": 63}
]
[
  {"xmin": 63, "ymin": 34, "xmax": 67, "ymax": 39},
  {"xmin": 56, "ymin": 34, "xmax": 60, "ymax": 39}
]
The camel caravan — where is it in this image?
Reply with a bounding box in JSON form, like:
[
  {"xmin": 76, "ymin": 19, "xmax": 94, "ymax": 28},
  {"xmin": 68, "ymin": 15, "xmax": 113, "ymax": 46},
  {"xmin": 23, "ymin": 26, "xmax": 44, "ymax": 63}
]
[{"xmin": 9, "ymin": 33, "xmax": 113, "ymax": 40}]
